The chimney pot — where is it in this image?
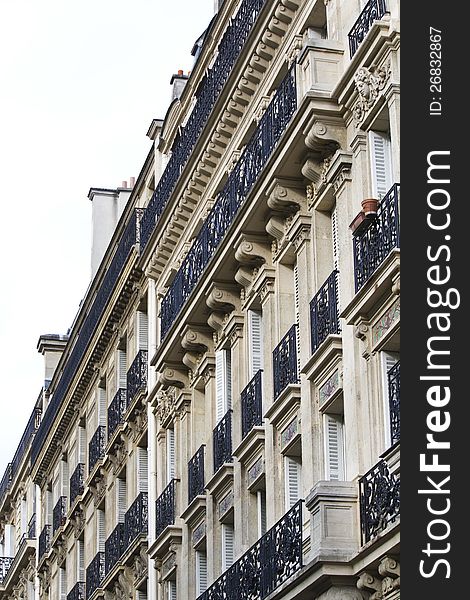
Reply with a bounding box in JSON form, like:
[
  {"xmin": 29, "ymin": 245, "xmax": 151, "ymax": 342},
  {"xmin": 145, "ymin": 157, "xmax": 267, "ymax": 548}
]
[
  {"xmin": 130, "ymin": 176, "xmax": 135, "ymax": 187},
  {"xmin": 178, "ymin": 69, "xmax": 183, "ymax": 76},
  {"xmin": 121, "ymin": 180, "xmax": 127, "ymax": 188}
]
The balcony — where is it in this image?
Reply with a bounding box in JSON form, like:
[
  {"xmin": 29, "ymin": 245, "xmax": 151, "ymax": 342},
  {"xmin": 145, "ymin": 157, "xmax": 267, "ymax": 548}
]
[
  {"xmin": 67, "ymin": 582, "xmax": 86, "ymax": 600},
  {"xmin": 156, "ymin": 479, "xmax": 176, "ymax": 538},
  {"xmin": 38, "ymin": 524, "xmax": 51, "ymax": 562},
  {"xmin": 70, "ymin": 463, "xmax": 85, "ymax": 506},
  {"xmin": 139, "ymin": 0, "xmax": 269, "ymax": 251},
  {"xmin": 160, "ymin": 65, "xmax": 297, "ymax": 339},
  {"xmin": 0, "ymin": 558, "xmax": 13, "ymax": 584},
  {"xmin": 0, "ymin": 464, "xmax": 12, "ymax": 507},
  {"xmin": 213, "ymin": 411, "xmax": 233, "ymax": 473},
  {"xmin": 108, "ymin": 388, "xmax": 127, "ymax": 439},
  {"xmin": 388, "ymin": 361, "xmax": 400, "ymax": 446},
  {"xmin": 348, "ymin": 0, "xmax": 388, "ymax": 58},
  {"xmin": 273, "ymin": 325, "xmax": 299, "ymax": 399},
  {"xmin": 124, "ymin": 492, "xmax": 148, "ymax": 550},
  {"xmin": 188, "ymin": 446, "xmax": 205, "ymax": 504},
  {"xmin": 310, "ymin": 270, "xmax": 341, "ymax": 354},
  {"xmin": 359, "ymin": 459, "xmax": 400, "ymax": 545},
  {"xmin": 31, "ymin": 209, "xmax": 142, "ymax": 468},
  {"xmin": 353, "ymin": 183, "xmax": 400, "ymax": 292},
  {"xmin": 198, "ymin": 500, "xmax": 303, "ymax": 600},
  {"xmin": 127, "ymin": 350, "xmax": 148, "ymax": 406},
  {"xmin": 241, "ymin": 370, "xmax": 263, "ymax": 439},
  {"xmin": 86, "ymin": 552, "xmax": 105, "ymax": 599},
  {"xmin": 89, "ymin": 426, "xmax": 106, "ymax": 472},
  {"xmin": 11, "ymin": 407, "xmax": 42, "ymax": 479},
  {"xmin": 53, "ymin": 496, "xmax": 67, "ymax": 536},
  {"xmin": 105, "ymin": 522, "xmax": 126, "ymax": 575}
]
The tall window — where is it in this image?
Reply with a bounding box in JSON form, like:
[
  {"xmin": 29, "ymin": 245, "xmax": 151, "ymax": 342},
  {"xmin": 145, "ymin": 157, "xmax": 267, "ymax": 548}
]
[
  {"xmin": 196, "ymin": 550, "xmax": 208, "ymax": 596},
  {"xmin": 96, "ymin": 508, "xmax": 105, "ymax": 553},
  {"xmin": 215, "ymin": 349, "xmax": 232, "ymax": 422},
  {"xmin": 77, "ymin": 538, "xmax": 85, "ymax": 583},
  {"xmin": 137, "ymin": 310, "xmax": 149, "ymax": 351},
  {"xmin": 221, "ymin": 524, "xmax": 235, "ymax": 571},
  {"xmin": 324, "ymin": 414, "xmax": 345, "ymax": 480},
  {"xmin": 369, "ymin": 130, "xmax": 393, "ymax": 199},
  {"xmin": 167, "ymin": 429, "xmax": 175, "ymax": 483},
  {"xmin": 284, "ymin": 456, "xmax": 302, "ymax": 509},
  {"xmin": 248, "ymin": 310, "xmax": 263, "ymax": 378},
  {"xmin": 137, "ymin": 447, "xmax": 148, "ymax": 494},
  {"xmin": 117, "ymin": 344, "xmax": 127, "ymax": 389},
  {"xmin": 257, "ymin": 490, "xmax": 267, "ymax": 537},
  {"xmin": 116, "ymin": 477, "xmax": 127, "ymax": 523}
]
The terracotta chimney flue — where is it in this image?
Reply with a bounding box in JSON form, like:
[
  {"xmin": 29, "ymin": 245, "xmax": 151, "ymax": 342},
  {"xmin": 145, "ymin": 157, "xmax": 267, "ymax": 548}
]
[
  {"xmin": 121, "ymin": 180, "xmax": 127, "ymax": 188},
  {"xmin": 130, "ymin": 177, "xmax": 135, "ymax": 187}
]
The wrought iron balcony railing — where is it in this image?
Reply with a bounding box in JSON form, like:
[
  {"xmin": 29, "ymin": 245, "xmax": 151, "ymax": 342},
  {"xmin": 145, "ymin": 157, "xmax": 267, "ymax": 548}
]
[
  {"xmin": 310, "ymin": 270, "xmax": 341, "ymax": 354},
  {"xmin": 160, "ymin": 66, "xmax": 297, "ymax": 339},
  {"xmin": 38, "ymin": 524, "xmax": 51, "ymax": 561},
  {"xmin": 53, "ymin": 496, "xmax": 67, "ymax": 536},
  {"xmin": 0, "ymin": 557, "xmax": 13, "ymax": 584},
  {"xmin": 89, "ymin": 426, "xmax": 106, "ymax": 473},
  {"xmin": 0, "ymin": 464, "xmax": 12, "ymax": 506},
  {"xmin": 156, "ymin": 479, "xmax": 176, "ymax": 537},
  {"xmin": 241, "ymin": 369, "xmax": 263, "ymax": 439},
  {"xmin": 28, "ymin": 513, "xmax": 36, "ymax": 539},
  {"xmin": 188, "ymin": 446, "xmax": 205, "ymax": 504},
  {"xmin": 105, "ymin": 522, "xmax": 126, "ymax": 575},
  {"xmin": 70, "ymin": 463, "xmax": 85, "ymax": 505},
  {"xmin": 31, "ymin": 209, "xmax": 142, "ymax": 467},
  {"xmin": 11, "ymin": 406, "xmax": 42, "ymax": 479},
  {"xmin": 198, "ymin": 500, "xmax": 303, "ymax": 600},
  {"xmin": 273, "ymin": 325, "xmax": 299, "ymax": 399},
  {"xmin": 213, "ymin": 410, "xmax": 233, "ymax": 473},
  {"xmin": 86, "ymin": 552, "xmax": 105, "ymax": 599},
  {"xmin": 388, "ymin": 361, "xmax": 400, "ymax": 446},
  {"xmin": 108, "ymin": 388, "xmax": 127, "ymax": 439},
  {"xmin": 139, "ymin": 0, "xmax": 268, "ymax": 251},
  {"xmin": 127, "ymin": 350, "xmax": 148, "ymax": 406},
  {"xmin": 67, "ymin": 582, "xmax": 86, "ymax": 600},
  {"xmin": 353, "ymin": 183, "xmax": 400, "ymax": 292},
  {"xmin": 348, "ymin": 0, "xmax": 388, "ymax": 58},
  {"xmin": 124, "ymin": 492, "xmax": 148, "ymax": 550},
  {"xmin": 359, "ymin": 459, "xmax": 400, "ymax": 545}
]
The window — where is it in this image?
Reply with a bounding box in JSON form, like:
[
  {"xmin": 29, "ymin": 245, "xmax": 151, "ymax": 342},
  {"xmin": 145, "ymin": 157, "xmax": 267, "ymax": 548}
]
[
  {"xmin": 116, "ymin": 478, "xmax": 127, "ymax": 523},
  {"xmin": 196, "ymin": 550, "xmax": 208, "ymax": 596},
  {"xmin": 324, "ymin": 414, "xmax": 345, "ymax": 480},
  {"xmin": 331, "ymin": 205, "xmax": 339, "ymax": 271},
  {"xmin": 96, "ymin": 508, "xmax": 105, "ymax": 553},
  {"xmin": 59, "ymin": 566, "xmax": 67, "ymax": 600},
  {"xmin": 77, "ymin": 538, "xmax": 85, "ymax": 583},
  {"xmin": 284, "ymin": 456, "xmax": 302, "ymax": 509},
  {"xmin": 248, "ymin": 310, "xmax": 263, "ymax": 378},
  {"xmin": 215, "ymin": 349, "xmax": 232, "ymax": 422},
  {"xmin": 78, "ymin": 424, "xmax": 86, "ymax": 466},
  {"xmin": 381, "ymin": 350, "xmax": 400, "ymax": 447},
  {"xmin": 137, "ymin": 447, "xmax": 148, "ymax": 494},
  {"xmin": 167, "ymin": 581, "xmax": 177, "ymax": 600},
  {"xmin": 221, "ymin": 524, "xmax": 234, "ymax": 571},
  {"xmin": 117, "ymin": 347, "xmax": 127, "ymax": 389},
  {"xmin": 137, "ymin": 310, "xmax": 149, "ymax": 351},
  {"xmin": 369, "ymin": 130, "xmax": 393, "ymax": 199},
  {"xmin": 167, "ymin": 429, "xmax": 175, "ymax": 482},
  {"xmin": 257, "ymin": 490, "xmax": 267, "ymax": 537},
  {"xmin": 97, "ymin": 385, "xmax": 107, "ymax": 428}
]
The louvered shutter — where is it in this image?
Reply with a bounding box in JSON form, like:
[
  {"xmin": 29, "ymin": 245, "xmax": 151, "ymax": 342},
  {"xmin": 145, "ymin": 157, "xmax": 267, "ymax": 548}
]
[
  {"xmin": 116, "ymin": 478, "xmax": 127, "ymax": 523},
  {"xmin": 118, "ymin": 349, "xmax": 127, "ymax": 388},
  {"xmin": 324, "ymin": 414, "xmax": 345, "ymax": 480},
  {"xmin": 285, "ymin": 456, "xmax": 301, "ymax": 508},
  {"xmin": 294, "ymin": 264, "xmax": 301, "ymax": 373},
  {"xmin": 167, "ymin": 429, "xmax": 175, "ymax": 482},
  {"xmin": 60, "ymin": 460, "xmax": 69, "ymax": 499},
  {"xmin": 97, "ymin": 509, "xmax": 105, "ymax": 553},
  {"xmin": 222, "ymin": 524, "xmax": 235, "ymax": 570},
  {"xmin": 137, "ymin": 592, "xmax": 148, "ymax": 600},
  {"xmin": 46, "ymin": 490, "xmax": 53, "ymax": 525},
  {"xmin": 248, "ymin": 310, "xmax": 263, "ymax": 378},
  {"xmin": 137, "ymin": 311, "xmax": 149, "ymax": 351},
  {"xmin": 78, "ymin": 426, "xmax": 86, "ymax": 465},
  {"xmin": 21, "ymin": 498, "xmax": 27, "ymax": 535},
  {"xmin": 381, "ymin": 351, "xmax": 400, "ymax": 446},
  {"xmin": 77, "ymin": 538, "xmax": 85, "ymax": 582},
  {"xmin": 226, "ymin": 350, "xmax": 232, "ymax": 411},
  {"xmin": 98, "ymin": 387, "xmax": 107, "ymax": 427},
  {"xmin": 196, "ymin": 551, "xmax": 208, "ymax": 595},
  {"xmin": 257, "ymin": 490, "xmax": 267, "ymax": 537},
  {"xmin": 4, "ymin": 524, "xmax": 15, "ymax": 556},
  {"xmin": 331, "ymin": 206, "xmax": 339, "ymax": 271},
  {"xmin": 52, "ymin": 471, "xmax": 60, "ymax": 506},
  {"xmin": 369, "ymin": 131, "xmax": 393, "ymax": 199},
  {"xmin": 167, "ymin": 581, "xmax": 177, "ymax": 600},
  {"xmin": 59, "ymin": 567, "xmax": 66, "ymax": 600},
  {"xmin": 137, "ymin": 447, "xmax": 148, "ymax": 494}
]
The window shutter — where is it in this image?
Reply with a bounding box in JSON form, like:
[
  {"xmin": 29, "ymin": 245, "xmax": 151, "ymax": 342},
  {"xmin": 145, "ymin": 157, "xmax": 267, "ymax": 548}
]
[
  {"xmin": 293, "ymin": 263, "xmax": 301, "ymax": 374},
  {"xmin": 167, "ymin": 581, "xmax": 177, "ymax": 600},
  {"xmin": 167, "ymin": 429, "xmax": 176, "ymax": 482},
  {"xmin": 78, "ymin": 426, "xmax": 86, "ymax": 465},
  {"xmin": 257, "ymin": 490, "xmax": 267, "ymax": 537},
  {"xmin": 331, "ymin": 206, "xmax": 339, "ymax": 271},
  {"xmin": 21, "ymin": 498, "xmax": 27, "ymax": 535},
  {"xmin": 248, "ymin": 310, "xmax": 263, "ymax": 378},
  {"xmin": 116, "ymin": 478, "xmax": 127, "ymax": 523},
  {"xmin": 137, "ymin": 592, "xmax": 148, "ymax": 600},
  {"xmin": 226, "ymin": 349, "xmax": 232, "ymax": 411},
  {"xmin": 118, "ymin": 349, "xmax": 127, "ymax": 388},
  {"xmin": 381, "ymin": 351, "xmax": 400, "ymax": 446},
  {"xmin": 52, "ymin": 471, "xmax": 60, "ymax": 505},
  {"xmin": 4, "ymin": 523, "xmax": 15, "ymax": 557},
  {"xmin": 98, "ymin": 387, "xmax": 107, "ymax": 427},
  {"xmin": 196, "ymin": 551, "xmax": 208, "ymax": 595},
  {"xmin": 222, "ymin": 524, "xmax": 235, "ymax": 570},
  {"xmin": 46, "ymin": 490, "xmax": 53, "ymax": 524},
  {"xmin": 137, "ymin": 311, "xmax": 149, "ymax": 351},
  {"xmin": 215, "ymin": 350, "xmax": 225, "ymax": 422},
  {"xmin": 324, "ymin": 414, "xmax": 345, "ymax": 480},
  {"xmin": 97, "ymin": 509, "xmax": 105, "ymax": 553},
  {"xmin": 137, "ymin": 447, "xmax": 148, "ymax": 494},
  {"xmin": 285, "ymin": 456, "xmax": 301, "ymax": 509},
  {"xmin": 60, "ymin": 461, "xmax": 69, "ymax": 499},
  {"xmin": 59, "ymin": 567, "xmax": 66, "ymax": 600},
  {"xmin": 77, "ymin": 538, "xmax": 85, "ymax": 582},
  {"xmin": 369, "ymin": 131, "xmax": 393, "ymax": 199}
]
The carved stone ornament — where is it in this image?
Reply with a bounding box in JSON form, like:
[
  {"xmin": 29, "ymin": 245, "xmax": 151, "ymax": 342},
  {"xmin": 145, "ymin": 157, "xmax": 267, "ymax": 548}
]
[
  {"xmin": 55, "ymin": 534, "xmax": 67, "ymax": 566},
  {"xmin": 158, "ymin": 364, "xmax": 189, "ymax": 389},
  {"xmin": 357, "ymin": 556, "xmax": 400, "ymax": 599},
  {"xmin": 156, "ymin": 389, "xmax": 176, "ymax": 424},
  {"xmin": 134, "ymin": 547, "xmax": 148, "ymax": 582},
  {"xmin": 353, "ymin": 62, "xmax": 391, "ymax": 122},
  {"xmin": 90, "ymin": 473, "xmax": 107, "ymax": 506},
  {"xmin": 129, "ymin": 399, "xmax": 148, "ymax": 440},
  {"xmin": 317, "ymin": 587, "xmax": 365, "ymax": 600},
  {"xmin": 72, "ymin": 508, "xmax": 85, "ymax": 538}
]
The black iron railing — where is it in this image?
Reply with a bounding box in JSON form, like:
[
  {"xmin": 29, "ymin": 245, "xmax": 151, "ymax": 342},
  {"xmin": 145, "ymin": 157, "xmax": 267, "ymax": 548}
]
[
  {"xmin": 0, "ymin": 557, "xmax": 13, "ymax": 584},
  {"xmin": 359, "ymin": 459, "xmax": 400, "ymax": 544},
  {"xmin": 160, "ymin": 66, "xmax": 297, "ymax": 339},
  {"xmin": 31, "ymin": 209, "xmax": 142, "ymax": 467},
  {"xmin": 38, "ymin": 524, "xmax": 51, "ymax": 561},
  {"xmin": 108, "ymin": 388, "xmax": 127, "ymax": 439},
  {"xmin": 348, "ymin": 0, "xmax": 388, "ymax": 57},
  {"xmin": 198, "ymin": 500, "xmax": 302, "ymax": 600},
  {"xmin": 28, "ymin": 513, "xmax": 36, "ymax": 539},
  {"xmin": 139, "ymin": 0, "xmax": 269, "ymax": 251},
  {"xmin": 241, "ymin": 370, "xmax": 263, "ymax": 439},
  {"xmin": 11, "ymin": 406, "xmax": 42, "ymax": 480},
  {"xmin": 124, "ymin": 492, "xmax": 148, "ymax": 550},
  {"xmin": 86, "ymin": 552, "xmax": 105, "ymax": 599},
  {"xmin": 53, "ymin": 496, "xmax": 67, "ymax": 536},
  {"xmin": 388, "ymin": 361, "xmax": 400, "ymax": 446},
  {"xmin": 70, "ymin": 463, "xmax": 85, "ymax": 505},
  {"xmin": 310, "ymin": 270, "xmax": 341, "ymax": 353},
  {"xmin": 213, "ymin": 411, "xmax": 233, "ymax": 473},
  {"xmin": 353, "ymin": 183, "xmax": 400, "ymax": 292},
  {"xmin": 127, "ymin": 350, "xmax": 148, "ymax": 406},
  {"xmin": 0, "ymin": 464, "xmax": 12, "ymax": 506},
  {"xmin": 188, "ymin": 446, "xmax": 205, "ymax": 504},
  {"xmin": 273, "ymin": 325, "xmax": 299, "ymax": 399},
  {"xmin": 89, "ymin": 426, "xmax": 106, "ymax": 472},
  {"xmin": 67, "ymin": 582, "xmax": 86, "ymax": 600},
  {"xmin": 105, "ymin": 522, "xmax": 126, "ymax": 575},
  {"xmin": 156, "ymin": 479, "xmax": 176, "ymax": 537}
]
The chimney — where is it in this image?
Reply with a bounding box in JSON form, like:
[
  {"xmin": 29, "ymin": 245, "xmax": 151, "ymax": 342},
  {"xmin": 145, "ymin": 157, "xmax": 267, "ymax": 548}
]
[
  {"xmin": 37, "ymin": 334, "xmax": 69, "ymax": 390},
  {"xmin": 170, "ymin": 70, "xmax": 189, "ymax": 101}
]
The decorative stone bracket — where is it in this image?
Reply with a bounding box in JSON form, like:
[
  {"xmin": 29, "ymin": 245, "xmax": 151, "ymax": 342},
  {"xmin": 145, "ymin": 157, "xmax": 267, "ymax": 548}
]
[{"xmin": 357, "ymin": 556, "xmax": 400, "ymax": 599}]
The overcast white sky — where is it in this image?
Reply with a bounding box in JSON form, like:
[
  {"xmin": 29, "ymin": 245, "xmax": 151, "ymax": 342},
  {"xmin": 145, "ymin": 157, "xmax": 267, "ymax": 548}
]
[{"xmin": 0, "ymin": 0, "xmax": 214, "ymax": 475}]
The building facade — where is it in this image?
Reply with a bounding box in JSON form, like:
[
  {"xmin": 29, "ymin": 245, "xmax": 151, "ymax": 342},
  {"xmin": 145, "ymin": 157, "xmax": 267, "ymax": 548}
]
[{"xmin": 1, "ymin": 0, "xmax": 400, "ymax": 599}]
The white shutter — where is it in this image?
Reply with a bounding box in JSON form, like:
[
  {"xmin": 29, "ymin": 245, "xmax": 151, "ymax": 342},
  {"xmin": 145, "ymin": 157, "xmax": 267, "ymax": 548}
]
[
  {"xmin": 78, "ymin": 426, "xmax": 86, "ymax": 465},
  {"xmin": 248, "ymin": 310, "xmax": 263, "ymax": 378},
  {"xmin": 216, "ymin": 349, "xmax": 232, "ymax": 421},
  {"xmin": 98, "ymin": 387, "xmax": 107, "ymax": 427},
  {"xmin": 167, "ymin": 581, "xmax": 177, "ymax": 600},
  {"xmin": 118, "ymin": 349, "xmax": 127, "ymax": 388},
  {"xmin": 324, "ymin": 414, "xmax": 345, "ymax": 481},
  {"xmin": 226, "ymin": 350, "xmax": 232, "ymax": 411},
  {"xmin": 285, "ymin": 456, "xmax": 301, "ymax": 508},
  {"xmin": 137, "ymin": 592, "xmax": 148, "ymax": 600},
  {"xmin": 97, "ymin": 509, "xmax": 105, "ymax": 553},
  {"xmin": 46, "ymin": 490, "xmax": 53, "ymax": 524},
  {"xmin": 137, "ymin": 447, "xmax": 149, "ymax": 494},
  {"xmin": 257, "ymin": 490, "xmax": 267, "ymax": 537},
  {"xmin": 116, "ymin": 478, "xmax": 127, "ymax": 523},
  {"xmin": 381, "ymin": 351, "xmax": 400, "ymax": 446},
  {"xmin": 137, "ymin": 311, "xmax": 149, "ymax": 351},
  {"xmin": 4, "ymin": 523, "xmax": 15, "ymax": 557},
  {"xmin": 167, "ymin": 429, "xmax": 176, "ymax": 482},
  {"xmin": 77, "ymin": 538, "xmax": 85, "ymax": 582},
  {"xmin": 331, "ymin": 206, "xmax": 339, "ymax": 271},
  {"xmin": 52, "ymin": 471, "xmax": 60, "ymax": 505},
  {"xmin": 60, "ymin": 461, "xmax": 69, "ymax": 499},
  {"xmin": 222, "ymin": 524, "xmax": 235, "ymax": 570},
  {"xmin": 59, "ymin": 567, "xmax": 66, "ymax": 600},
  {"xmin": 196, "ymin": 551, "xmax": 208, "ymax": 595},
  {"xmin": 294, "ymin": 264, "xmax": 301, "ymax": 373},
  {"xmin": 21, "ymin": 498, "xmax": 27, "ymax": 535},
  {"xmin": 369, "ymin": 131, "xmax": 393, "ymax": 199}
]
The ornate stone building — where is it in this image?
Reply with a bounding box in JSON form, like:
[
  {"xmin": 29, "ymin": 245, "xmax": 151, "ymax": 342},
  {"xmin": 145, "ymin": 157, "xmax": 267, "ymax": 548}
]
[{"xmin": 1, "ymin": 0, "xmax": 400, "ymax": 599}]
